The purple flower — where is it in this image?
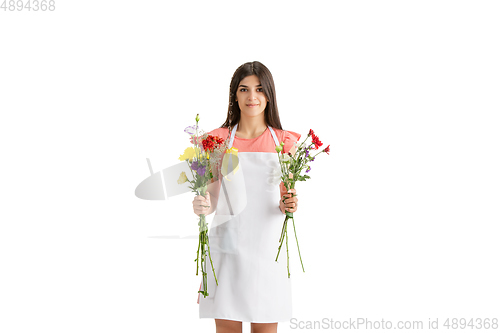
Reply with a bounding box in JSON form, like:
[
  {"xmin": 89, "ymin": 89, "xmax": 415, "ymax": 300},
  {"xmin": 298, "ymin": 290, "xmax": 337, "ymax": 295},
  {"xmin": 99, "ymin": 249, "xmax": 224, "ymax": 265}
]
[
  {"xmin": 305, "ymin": 166, "xmax": 311, "ymax": 173},
  {"xmin": 184, "ymin": 125, "xmax": 197, "ymax": 135},
  {"xmin": 305, "ymin": 149, "xmax": 309, "ymax": 158},
  {"xmin": 190, "ymin": 160, "xmax": 206, "ymax": 176},
  {"xmin": 197, "ymin": 166, "xmax": 206, "ymax": 176},
  {"xmin": 310, "ymin": 157, "xmax": 315, "ymax": 162}
]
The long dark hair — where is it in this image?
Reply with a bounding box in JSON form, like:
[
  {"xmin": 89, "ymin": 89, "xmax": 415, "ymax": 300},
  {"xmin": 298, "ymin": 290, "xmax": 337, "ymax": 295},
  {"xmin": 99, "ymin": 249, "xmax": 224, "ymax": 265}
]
[{"xmin": 220, "ymin": 61, "xmax": 283, "ymax": 136}]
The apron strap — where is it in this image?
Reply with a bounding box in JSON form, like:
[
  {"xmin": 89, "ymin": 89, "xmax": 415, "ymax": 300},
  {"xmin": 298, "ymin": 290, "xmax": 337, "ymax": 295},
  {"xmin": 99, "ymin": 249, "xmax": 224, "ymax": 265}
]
[
  {"xmin": 268, "ymin": 126, "xmax": 280, "ymax": 147},
  {"xmin": 228, "ymin": 123, "xmax": 238, "ymax": 149},
  {"xmin": 229, "ymin": 123, "xmax": 280, "ymax": 148}
]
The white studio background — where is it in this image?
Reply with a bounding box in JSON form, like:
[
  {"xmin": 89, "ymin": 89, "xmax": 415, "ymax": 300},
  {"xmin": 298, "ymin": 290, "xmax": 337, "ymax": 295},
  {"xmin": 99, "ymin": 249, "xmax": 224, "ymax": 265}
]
[{"xmin": 1, "ymin": 1, "xmax": 499, "ymax": 332}]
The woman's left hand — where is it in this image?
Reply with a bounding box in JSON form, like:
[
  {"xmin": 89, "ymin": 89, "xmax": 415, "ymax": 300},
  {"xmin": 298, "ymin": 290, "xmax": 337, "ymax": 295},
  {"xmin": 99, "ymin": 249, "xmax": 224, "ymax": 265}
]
[{"xmin": 279, "ymin": 182, "xmax": 298, "ymax": 213}]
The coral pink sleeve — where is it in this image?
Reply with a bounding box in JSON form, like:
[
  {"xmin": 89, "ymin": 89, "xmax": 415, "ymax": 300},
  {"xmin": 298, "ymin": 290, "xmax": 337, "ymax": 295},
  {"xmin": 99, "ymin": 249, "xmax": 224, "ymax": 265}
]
[
  {"xmin": 282, "ymin": 130, "xmax": 301, "ymax": 154},
  {"xmin": 207, "ymin": 127, "xmax": 229, "ymax": 141}
]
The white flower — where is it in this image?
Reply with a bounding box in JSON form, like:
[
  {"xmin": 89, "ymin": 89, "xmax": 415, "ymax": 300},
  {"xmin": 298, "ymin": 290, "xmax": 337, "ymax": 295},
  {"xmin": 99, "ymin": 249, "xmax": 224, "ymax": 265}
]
[
  {"xmin": 279, "ymin": 154, "xmax": 290, "ymax": 163},
  {"xmin": 267, "ymin": 161, "xmax": 282, "ymax": 186},
  {"xmin": 184, "ymin": 125, "xmax": 197, "ymax": 135}
]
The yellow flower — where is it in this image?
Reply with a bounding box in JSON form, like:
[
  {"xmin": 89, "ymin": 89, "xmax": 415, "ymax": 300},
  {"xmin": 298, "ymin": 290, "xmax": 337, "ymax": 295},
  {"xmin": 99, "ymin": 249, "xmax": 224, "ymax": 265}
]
[
  {"xmin": 179, "ymin": 146, "xmax": 204, "ymax": 162},
  {"xmin": 178, "ymin": 147, "xmax": 195, "ymax": 162},
  {"xmin": 177, "ymin": 171, "xmax": 188, "ymax": 184}
]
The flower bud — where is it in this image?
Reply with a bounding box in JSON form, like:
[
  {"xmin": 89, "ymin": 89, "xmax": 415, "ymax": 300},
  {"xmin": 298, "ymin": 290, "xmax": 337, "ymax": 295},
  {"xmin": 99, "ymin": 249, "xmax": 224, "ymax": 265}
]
[
  {"xmin": 195, "ymin": 114, "xmax": 200, "ymax": 122},
  {"xmin": 275, "ymin": 145, "xmax": 283, "ymax": 153}
]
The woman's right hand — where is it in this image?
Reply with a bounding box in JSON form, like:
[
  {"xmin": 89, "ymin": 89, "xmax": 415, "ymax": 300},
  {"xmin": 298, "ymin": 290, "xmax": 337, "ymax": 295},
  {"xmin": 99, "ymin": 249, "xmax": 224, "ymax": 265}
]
[{"xmin": 193, "ymin": 192, "xmax": 211, "ymax": 216}]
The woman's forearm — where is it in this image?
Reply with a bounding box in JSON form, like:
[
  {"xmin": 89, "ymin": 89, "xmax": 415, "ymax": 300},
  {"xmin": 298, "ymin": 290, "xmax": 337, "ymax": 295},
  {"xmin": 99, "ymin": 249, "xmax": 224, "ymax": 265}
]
[
  {"xmin": 206, "ymin": 178, "xmax": 221, "ymax": 216},
  {"xmin": 207, "ymin": 195, "xmax": 218, "ymax": 215}
]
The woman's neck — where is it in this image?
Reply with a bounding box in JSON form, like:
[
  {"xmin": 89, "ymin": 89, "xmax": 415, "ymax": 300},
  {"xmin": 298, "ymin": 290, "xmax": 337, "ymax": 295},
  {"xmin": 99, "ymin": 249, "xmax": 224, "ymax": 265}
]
[{"xmin": 236, "ymin": 116, "xmax": 267, "ymax": 139}]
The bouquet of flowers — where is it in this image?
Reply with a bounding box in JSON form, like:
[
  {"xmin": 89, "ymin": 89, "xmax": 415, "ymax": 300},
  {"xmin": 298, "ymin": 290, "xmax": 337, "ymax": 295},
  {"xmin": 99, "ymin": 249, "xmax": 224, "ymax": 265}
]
[
  {"xmin": 177, "ymin": 114, "xmax": 230, "ymax": 297},
  {"xmin": 275, "ymin": 129, "xmax": 330, "ymax": 277}
]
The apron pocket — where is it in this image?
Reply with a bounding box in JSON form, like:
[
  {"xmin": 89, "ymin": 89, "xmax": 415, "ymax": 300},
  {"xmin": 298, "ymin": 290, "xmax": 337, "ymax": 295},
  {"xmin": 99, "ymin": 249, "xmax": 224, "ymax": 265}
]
[{"xmin": 210, "ymin": 224, "xmax": 240, "ymax": 255}]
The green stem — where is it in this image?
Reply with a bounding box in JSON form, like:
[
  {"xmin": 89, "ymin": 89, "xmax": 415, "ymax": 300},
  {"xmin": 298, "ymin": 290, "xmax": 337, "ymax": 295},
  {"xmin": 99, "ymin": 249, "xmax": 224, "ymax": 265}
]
[
  {"xmin": 204, "ymin": 235, "xmax": 208, "ymax": 295},
  {"xmin": 286, "ymin": 221, "xmax": 290, "ymax": 278},
  {"xmin": 296, "ymin": 134, "xmax": 310, "ymax": 151},
  {"xmin": 195, "ymin": 121, "xmax": 200, "ymax": 162},
  {"xmin": 275, "ymin": 238, "xmax": 283, "ymax": 261},
  {"xmin": 311, "ymin": 149, "xmax": 324, "ymax": 159},
  {"xmin": 278, "ymin": 217, "xmax": 287, "ymax": 244},
  {"xmin": 292, "ymin": 217, "xmax": 305, "ymax": 272},
  {"xmin": 186, "ymin": 159, "xmax": 196, "ymax": 181},
  {"xmin": 196, "ymin": 232, "xmax": 201, "ymax": 275},
  {"xmin": 202, "ymin": 236, "xmax": 208, "ymax": 297},
  {"xmin": 206, "ymin": 231, "xmax": 218, "ymax": 285},
  {"xmin": 276, "ymin": 218, "xmax": 287, "ymax": 261}
]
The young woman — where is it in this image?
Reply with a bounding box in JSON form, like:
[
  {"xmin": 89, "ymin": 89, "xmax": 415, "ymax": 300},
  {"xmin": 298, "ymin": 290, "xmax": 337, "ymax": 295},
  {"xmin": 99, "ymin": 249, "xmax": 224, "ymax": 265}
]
[{"xmin": 193, "ymin": 61, "xmax": 300, "ymax": 333}]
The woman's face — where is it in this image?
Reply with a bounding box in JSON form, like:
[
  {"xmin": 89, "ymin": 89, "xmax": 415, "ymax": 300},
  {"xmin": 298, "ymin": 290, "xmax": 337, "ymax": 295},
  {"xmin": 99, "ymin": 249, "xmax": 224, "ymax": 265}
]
[{"xmin": 236, "ymin": 75, "xmax": 269, "ymax": 118}]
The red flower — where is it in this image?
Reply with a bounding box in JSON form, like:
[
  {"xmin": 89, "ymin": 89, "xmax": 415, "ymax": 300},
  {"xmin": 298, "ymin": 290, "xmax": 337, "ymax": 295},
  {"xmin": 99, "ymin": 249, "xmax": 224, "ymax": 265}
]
[
  {"xmin": 323, "ymin": 144, "xmax": 330, "ymax": 155},
  {"xmin": 201, "ymin": 135, "xmax": 224, "ymax": 152},
  {"xmin": 308, "ymin": 129, "xmax": 314, "ymax": 136},
  {"xmin": 311, "ymin": 133, "xmax": 323, "ymax": 149}
]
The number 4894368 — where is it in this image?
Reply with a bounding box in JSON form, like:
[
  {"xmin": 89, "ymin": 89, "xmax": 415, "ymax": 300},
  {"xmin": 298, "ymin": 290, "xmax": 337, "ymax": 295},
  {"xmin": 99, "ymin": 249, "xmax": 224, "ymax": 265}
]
[{"xmin": 1, "ymin": 0, "xmax": 56, "ymax": 11}]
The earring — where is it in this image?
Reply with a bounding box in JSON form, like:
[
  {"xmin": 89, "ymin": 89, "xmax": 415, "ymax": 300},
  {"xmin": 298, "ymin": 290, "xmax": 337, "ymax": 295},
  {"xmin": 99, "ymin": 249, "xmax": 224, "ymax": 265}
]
[{"xmin": 229, "ymin": 90, "xmax": 234, "ymax": 115}]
